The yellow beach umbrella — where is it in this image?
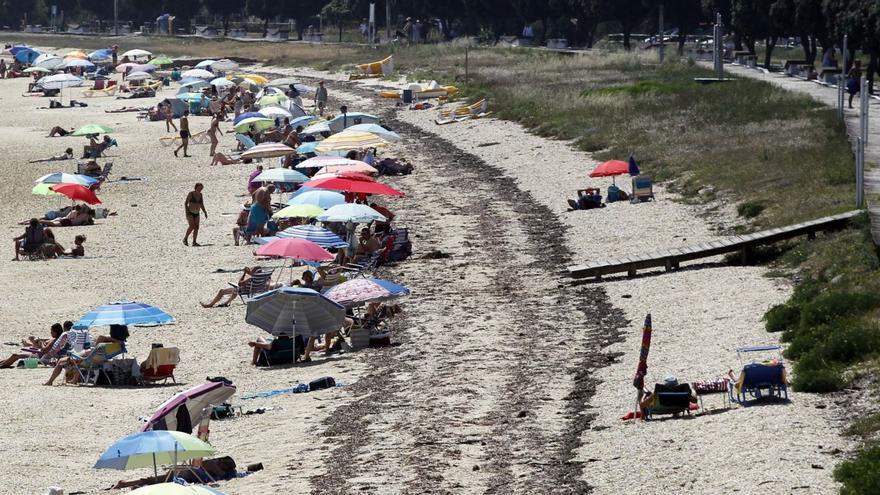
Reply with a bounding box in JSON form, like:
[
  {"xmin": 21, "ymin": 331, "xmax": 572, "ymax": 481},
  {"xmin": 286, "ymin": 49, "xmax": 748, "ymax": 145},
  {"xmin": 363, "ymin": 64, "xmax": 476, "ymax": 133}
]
[
  {"xmin": 230, "ymin": 73, "xmax": 268, "ymax": 85},
  {"xmin": 315, "ymin": 130, "xmax": 389, "ymax": 153},
  {"xmin": 65, "ymin": 50, "xmax": 87, "ymax": 59}
]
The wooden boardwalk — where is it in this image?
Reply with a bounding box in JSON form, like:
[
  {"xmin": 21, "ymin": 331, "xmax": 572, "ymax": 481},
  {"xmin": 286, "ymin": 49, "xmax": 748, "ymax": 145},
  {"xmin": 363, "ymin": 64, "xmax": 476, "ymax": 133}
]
[
  {"xmin": 568, "ymin": 210, "xmax": 862, "ymax": 280},
  {"xmin": 709, "ymin": 63, "xmax": 880, "ymax": 245}
]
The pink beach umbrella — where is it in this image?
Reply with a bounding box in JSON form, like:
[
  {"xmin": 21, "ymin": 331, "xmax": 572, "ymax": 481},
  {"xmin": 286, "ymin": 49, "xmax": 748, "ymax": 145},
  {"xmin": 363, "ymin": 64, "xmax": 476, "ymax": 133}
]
[{"xmin": 255, "ymin": 238, "xmax": 334, "ymax": 262}]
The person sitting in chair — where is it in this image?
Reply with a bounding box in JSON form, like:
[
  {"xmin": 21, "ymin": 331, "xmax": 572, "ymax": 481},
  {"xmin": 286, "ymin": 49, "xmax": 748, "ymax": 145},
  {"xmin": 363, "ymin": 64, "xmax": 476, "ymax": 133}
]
[
  {"xmin": 200, "ymin": 266, "xmax": 276, "ymax": 308},
  {"xmin": 567, "ymin": 188, "xmax": 605, "ymax": 210},
  {"xmin": 44, "ymin": 324, "xmax": 129, "ymax": 385},
  {"xmin": 13, "ymin": 219, "xmax": 46, "ymax": 261}
]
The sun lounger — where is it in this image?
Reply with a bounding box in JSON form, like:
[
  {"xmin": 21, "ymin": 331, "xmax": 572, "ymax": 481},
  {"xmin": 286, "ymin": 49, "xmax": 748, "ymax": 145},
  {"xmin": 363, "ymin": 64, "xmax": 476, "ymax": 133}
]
[
  {"xmin": 140, "ymin": 346, "xmax": 180, "ymax": 384},
  {"xmin": 642, "ymin": 382, "xmax": 696, "ymax": 419},
  {"xmin": 81, "ymin": 85, "xmax": 119, "ymax": 98},
  {"xmin": 435, "ymin": 99, "xmax": 492, "ymax": 125},
  {"xmin": 351, "ymin": 55, "xmax": 394, "ymax": 78},
  {"xmin": 159, "ymin": 130, "xmax": 210, "ymax": 147},
  {"xmin": 631, "ymin": 175, "xmax": 655, "ymax": 203},
  {"xmin": 230, "ymin": 268, "xmax": 275, "ymax": 303}
]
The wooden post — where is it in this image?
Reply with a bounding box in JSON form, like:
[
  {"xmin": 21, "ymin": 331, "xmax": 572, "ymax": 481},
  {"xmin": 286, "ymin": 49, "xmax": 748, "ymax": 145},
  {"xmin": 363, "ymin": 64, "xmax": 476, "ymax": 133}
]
[
  {"xmin": 658, "ymin": 4, "xmax": 664, "ymax": 63},
  {"xmin": 465, "ymin": 44, "xmax": 469, "ymax": 84}
]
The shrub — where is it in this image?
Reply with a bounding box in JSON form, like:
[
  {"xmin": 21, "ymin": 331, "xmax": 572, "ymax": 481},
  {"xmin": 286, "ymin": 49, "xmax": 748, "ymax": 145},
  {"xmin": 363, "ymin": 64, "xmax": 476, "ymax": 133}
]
[
  {"xmin": 792, "ymin": 356, "xmax": 844, "ymax": 392},
  {"xmin": 764, "ymin": 303, "xmax": 801, "ymax": 332},
  {"xmin": 800, "ymin": 292, "xmax": 880, "ymax": 328},
  {"xmin": 738, "ymin": 201, "xmax": 766, "ymax": 218},
  {"xmin": 834, "ymin": 447, "xmax": 880, "ymax": 495},
  {"xmin": 820, "ymin": 321, "xmax": 880, "ymax": 363}
]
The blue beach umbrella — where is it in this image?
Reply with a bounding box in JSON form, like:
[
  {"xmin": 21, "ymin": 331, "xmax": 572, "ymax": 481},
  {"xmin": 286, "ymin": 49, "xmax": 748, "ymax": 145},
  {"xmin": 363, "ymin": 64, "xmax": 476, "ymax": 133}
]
[
  {"xmin": 276, "ymin": 225, "xmax": 349, "ymax": 248},
  {"xmin": 233, "ymin": 112, "xmax": 267, "ymax": 125},
  {"xmin": 14, "ymin": 48, "xmax": 40, "ymax": 64},
  {"xmin": 88, "ymin": 48, "xmax": 113, "ymax": 61},
  {"xmin": 95, "ymin": 430, "xmax": 214, "ymax": 478},
  {"xmin": 245, "ymin": 287, "xmax": 345, "ymax": 337},
  {"xmin": 290, "ymin": 115, "xmax": 316, "ymax": 127},
  {"xmin": 288, "ymin": 189, "xmax": 346, "ymax": 208},
  {"xmin": 73, "ymin": 301, "xmax": 175, "ymax": 329}
]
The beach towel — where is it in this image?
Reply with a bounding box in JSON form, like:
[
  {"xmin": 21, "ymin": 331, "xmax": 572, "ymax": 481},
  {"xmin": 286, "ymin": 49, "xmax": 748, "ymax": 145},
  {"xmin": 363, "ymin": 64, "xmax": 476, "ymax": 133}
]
[
  {"xmin": 246, "ymin": 203, "xmax": 269, "ymax": 232},
  {"xmin": 241, "ymin": 379, "xmax": 345, "ymax": 400}
]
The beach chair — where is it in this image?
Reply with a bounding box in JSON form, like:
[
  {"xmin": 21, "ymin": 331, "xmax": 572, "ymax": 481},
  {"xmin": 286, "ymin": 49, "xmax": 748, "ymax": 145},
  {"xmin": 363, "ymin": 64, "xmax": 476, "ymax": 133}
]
[
  {"xmin": 729, "ymin": 345, "xmax": 789, "ymax": 405},
  {"xmin": 140, "ymin": 346, "xmax": 180, "ymax": 384},
  {"xmin": 230, "ymin": 268, "xmax": 275, "ymax": 303},
  {"xmin": 435, "ymin": 99, "xmax": 492, "ymax": 124},
  {"xmin": 343, "ymin": 251, "xmax": 383, "ymax": 278},
  {"xmin": 159, "ymin": 130, "xmax": 209, "ymax": 147},
  {"xmin": 72, "ymin": 342, "xmax": 125, "ymax": 386},
  {"xmin": 643, "ymin": 382, "xmax": 695, "ymax": 419},
  {"xmin": 381, "ymin": 228, "xmax": 412, "ymax": 262},
  {"xmin": 255, "ymin": 336, "xmax": 303, "ymax": 366},
  {"xmin": 235, "ymin": 133, "xmax": 256, "ymax": 151},
  {"xmin": 81, "ymin": 85, "xmax": 119, "ymax": 98},
  {"xmin": 631, "ymin": 175, "xmax": 655, "ymax": 203}
]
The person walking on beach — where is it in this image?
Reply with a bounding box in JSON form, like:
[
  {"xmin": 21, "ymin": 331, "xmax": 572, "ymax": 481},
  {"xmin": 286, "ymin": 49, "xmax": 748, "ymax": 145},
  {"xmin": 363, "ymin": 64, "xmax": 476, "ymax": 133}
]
[
  {"xmin": 174, "ymin": 111, "xmax": 191, "ymax": 157},
  {"xmin": 315, "ymin": 81, "xmax": 328, "ymax": 116},
  {"xmin": 207, "ymin": 114, "xmax": 223, "ymax": 157},
  {"xmin": 0, "ymin": 59, "xmax": 6, "ymax": 79},
  {"xmin": 184, "ymin": 183, "xmax": 207, "ymax": 246},
  {"xmin": 111, "ymin": 44, "xmax": 118, "ymax": 66},
  {"xmin": 847, "ymin": 60, "xmax": 863, "ymax": 109}
]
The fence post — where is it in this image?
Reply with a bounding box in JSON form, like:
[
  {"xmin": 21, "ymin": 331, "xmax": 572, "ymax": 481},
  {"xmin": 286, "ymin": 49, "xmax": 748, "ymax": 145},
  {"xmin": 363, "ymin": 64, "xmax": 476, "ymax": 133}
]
[{"xmin": 658, "ymin": 4, "xmax": 664, "ymax": 63}]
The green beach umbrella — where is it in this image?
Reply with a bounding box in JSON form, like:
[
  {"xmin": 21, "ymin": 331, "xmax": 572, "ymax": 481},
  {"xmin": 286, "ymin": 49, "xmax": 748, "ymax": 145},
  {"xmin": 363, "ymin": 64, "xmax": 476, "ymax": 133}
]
[
  {"xmin": 72, "ymin": 124, "xmax": 113, "ymax": 136},
  {"xmin": 94, "ymin": 430, "xmax": 214, "ymax": 477},
  {"xmin": 234, "ymin": 117, "xmax": 275, "ymax": 134},
  {"xmin": 147, "ymin": 56, "xmax": 173, "ymax": 66},
  {"xmin": 32, "ymin": 183, "xmax": 59, "ymax": 196},
  {"xmin": 257, "ymin": 93, "xmax": 289, "ymax": 108},
  {"xmin": 273, "ymin": 204, "xmax": 325, "ymax": 219}
]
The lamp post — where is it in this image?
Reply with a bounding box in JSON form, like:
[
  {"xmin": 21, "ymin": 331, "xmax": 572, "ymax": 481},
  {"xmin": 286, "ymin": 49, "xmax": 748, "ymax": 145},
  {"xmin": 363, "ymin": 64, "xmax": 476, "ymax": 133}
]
[{"xmin": 114, "ymin": 0, "xmax": 118, "ymax": 36}]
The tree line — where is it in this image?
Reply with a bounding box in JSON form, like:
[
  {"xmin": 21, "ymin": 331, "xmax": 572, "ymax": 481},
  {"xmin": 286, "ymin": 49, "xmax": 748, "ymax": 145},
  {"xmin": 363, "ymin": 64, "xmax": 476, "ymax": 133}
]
[{"xmin": 4, "ymin": 0, "xmax": 879, "ymax": 80}]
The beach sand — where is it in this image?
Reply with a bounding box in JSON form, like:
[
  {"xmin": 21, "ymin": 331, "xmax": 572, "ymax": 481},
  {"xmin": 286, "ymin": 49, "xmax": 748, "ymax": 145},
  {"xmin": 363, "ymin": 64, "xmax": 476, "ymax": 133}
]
[{"xmin": 0, "ymin": 45, "xmax": 853, "ymax": 494}]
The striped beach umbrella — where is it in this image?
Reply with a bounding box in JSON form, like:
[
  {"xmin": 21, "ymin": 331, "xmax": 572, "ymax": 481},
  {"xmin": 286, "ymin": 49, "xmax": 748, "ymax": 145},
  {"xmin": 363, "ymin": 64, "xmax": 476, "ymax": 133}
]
[
  {"xmin": 272, "ymin": 204, "xmax": 326, "ymax": 220},
  {"xmin": 35, "ymin": 172, "xmax": 98, "ymax": 186},
  {"xmin": 73, "ymin": 301, "xmax": 175, "ymax": 329},
  {"xmin": 315, "ymin": 130, "xmax": 389, "ymax": 152},
  {"xmin": 275, "ymin": 224, "xmax": 349, "ymax": 248},
  {"xmin": 255, "ymin": 238, "xmax": 334, "ymax": 261},
  {"xmin": 245, "ymin": 287, "xmax": 345, "ymax": 337},
  {"xmin": 211, "ymin": 59, "xmax": 239, "ymax": 71},
  {"xmin": 633, "ymin": 313, "xmax": 653, "ymax": 414},
  {"xmin": 346, "ymin": 123, "xmax": 403, "ymax": 142},
  {"xmin": 323, "ymin": 278, "xmax": 410, "ymax": 307},
  {"xmin": 317, "ymin": 162, "xmax": 378, "ymax": 176},
  {"xmin": 241, "ymin": 142, "xmax": 297, "ymax": 160},
  {"xmin": 295, "ymin": 156, "xmax": 362, "ymax": 170},
  {"xmin": 253, "ymin": 168, "xmax": 309, "ymax": 183}
]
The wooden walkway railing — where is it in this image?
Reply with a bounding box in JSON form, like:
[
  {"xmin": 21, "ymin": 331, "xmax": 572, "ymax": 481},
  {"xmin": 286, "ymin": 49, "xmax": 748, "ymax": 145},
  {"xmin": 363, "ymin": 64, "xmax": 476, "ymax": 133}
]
[{"xmin": 568, "ymin": 210, "xmax": 863, "ymax": 280}]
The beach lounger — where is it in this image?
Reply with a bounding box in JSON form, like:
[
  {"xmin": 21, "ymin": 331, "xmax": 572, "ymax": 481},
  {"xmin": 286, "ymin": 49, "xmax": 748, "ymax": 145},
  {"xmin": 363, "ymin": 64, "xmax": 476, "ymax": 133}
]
[
  {"xmin": 159, "ymin": 130, "xmax": 210, "ymax": 147},
  {"xmin": 642, "ymin": 382, "xmax": 695, "ymax": 419},
  {"xmin": 140, "ymin": 346, "xmax": 180, "ymax": 384},
  {"xmin": 631, "ymin": 175, "xmax": 655, "ymax": 203},
  {"xmin": 81, "ymin": 85, "xmax": 119, "ymax": 98},
  {"xmin": 351, "ymin": 55, "xmax": 394, "ymax": 78},
  {"xmin": 731, "ymin": 362, "xmax": 788, "ymax": 404},
  {"xmin": 72, "ymin": 342, "xmax": 125, "ymax": 386},
  {"xmin": 435, "ymin": 99, "xmax": 492, "ymax": 125},
  {"xmin": 230, "ymin": 268, "xmax": 275, "ymax": 303}
]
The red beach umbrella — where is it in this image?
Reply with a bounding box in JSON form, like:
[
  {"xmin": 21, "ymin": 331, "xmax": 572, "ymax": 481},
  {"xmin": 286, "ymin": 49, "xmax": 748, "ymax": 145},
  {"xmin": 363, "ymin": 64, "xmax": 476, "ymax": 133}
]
[
  {"xmin": 589, "ymin": 160, "xmax": 630, "ymax": 178},
  {"xmin": 49, "ymin": 183, "xmax": 102, "ymax": 204},
  {"xmin": 255, "ymin": 238, "xmax": 334, "ymax": 261},
  {"xmin": 303, "ymin": 176, "xmax": 404, "ymax": 197}
]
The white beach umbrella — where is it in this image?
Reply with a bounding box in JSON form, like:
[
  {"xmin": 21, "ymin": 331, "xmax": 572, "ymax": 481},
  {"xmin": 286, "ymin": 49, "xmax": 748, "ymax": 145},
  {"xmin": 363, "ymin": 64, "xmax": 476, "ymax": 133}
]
[
  {"xmin": 302, "ymin": 122, "xmax": 331, "ymax": 135},
  {"xmin": 121, "ymin": 49, "xmax": 152, "ymax": 58},
  {"xmin": 296, "ymin": 156, "xmax": 368, "ymax": 169},
  {"xmin": 195, "ymin": 59, "xmax": 216, "ymax": 69},
  {"xmin": 211, "ymin": 59, "xmax": 239, "ymax": 71},
  {"xmin": 181, "ymin": 68, "xmax": 214, "ymax": 80},
  {"xmin": 38, "ymin": 73, "xmax": 84, "ymax": 90},
  {"xmin": 210, "ymin": 77, "xmax": 235, "ymax": 88},
  {"xmin": 126, "ymin": 71, "xmax": 153, "ymax": 81},
  {"xmin": 259, "ymin": 106, "xmax": 293, "ymax": 119},
  {"xmin": 34, "ymin": 54, "xmax": 64, "ymax": 70}
]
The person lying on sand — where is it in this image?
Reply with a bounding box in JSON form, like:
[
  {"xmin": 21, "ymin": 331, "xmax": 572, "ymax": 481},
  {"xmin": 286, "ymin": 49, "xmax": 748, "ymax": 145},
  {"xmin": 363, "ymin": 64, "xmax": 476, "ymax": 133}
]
[
  {"xmin": 112, "ymin": 457, "xmax": 240, "ymax": 490},
  {"xmin": 105, "ymin": 106, "xmax": 148, "ymax": 113},
  {"xmin": 47, "ymin": 126, "xmax": 74, "ymax": 137},
  {"xmin": 29, "ymin": 148, "xmax": 74, "ymax": 163},
  {"xmin": 210, "ymin": 152, "xmax": 244, "ymax": 166},
  {"xmin": 200, "ymin": 266, "xmax": 279, "ymax": 308},
  {"xmin": 44, "ymin": 324, "xmax": 129, "ymax": 386},
  {"xmin": 40, "ymin": 204, "xmax": 93, "ymax": 228},
  {"xmin": 0, "ymin": 323, "xmax": 67, "ymax": 368}
]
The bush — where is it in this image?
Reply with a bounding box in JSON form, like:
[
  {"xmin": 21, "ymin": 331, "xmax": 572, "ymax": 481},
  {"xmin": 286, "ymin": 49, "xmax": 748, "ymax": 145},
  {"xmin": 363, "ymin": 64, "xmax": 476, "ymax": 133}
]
[
  {"xmin": 764, "ymin": 303, "xmax": 801, "ymax": 332},
  {"xmin": 792, "ymin": 355, "xmax": 844, "ymax": 392},
  {"xmin": 834, "ymin": 447, "xmax": 880, "ymax": 495},
  {"xmin": 800, "ymin": 292, "xmax": 880, "ymax": 328},
  {"xmin": 821, "ymin": 321, "xmax": 880, "ymax": 363},
  {"xmin": 737, "ymin": 201, "xmax": 766, "ymax": 219}
]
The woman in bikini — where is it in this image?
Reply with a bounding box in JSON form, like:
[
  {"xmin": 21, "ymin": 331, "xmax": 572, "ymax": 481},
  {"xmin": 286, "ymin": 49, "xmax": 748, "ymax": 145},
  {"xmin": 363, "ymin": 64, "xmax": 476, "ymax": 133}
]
[
  {"xmin": 207, "ymin": 114, "xmax": 223, "ymax": 157},
  {"xmin": 184, "ymin": 183, "xmax": 207, "ymax": 246}
]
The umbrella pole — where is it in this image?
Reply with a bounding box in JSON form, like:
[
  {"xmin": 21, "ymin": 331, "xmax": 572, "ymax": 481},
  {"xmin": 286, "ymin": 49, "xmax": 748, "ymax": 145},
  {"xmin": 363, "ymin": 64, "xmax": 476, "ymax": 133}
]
[
  {"xmin": 172, "ymin": 442, "xmax": 178, "ymax": 481},
  {"xmin": 152, "ymin": 452, "xmax": 158, "ymax": 479}
]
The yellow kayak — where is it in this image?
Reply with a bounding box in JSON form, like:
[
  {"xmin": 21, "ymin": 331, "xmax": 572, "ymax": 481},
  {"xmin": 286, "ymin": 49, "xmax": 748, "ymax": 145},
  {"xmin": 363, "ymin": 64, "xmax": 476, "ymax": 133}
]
[{"xmin": 378, "ymin": 85, "xmax": 458, "ymax": 99}]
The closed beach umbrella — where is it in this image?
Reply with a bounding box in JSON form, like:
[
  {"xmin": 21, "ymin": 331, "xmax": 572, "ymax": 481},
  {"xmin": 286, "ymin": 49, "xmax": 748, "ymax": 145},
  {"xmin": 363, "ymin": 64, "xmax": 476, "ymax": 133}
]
[
  {"xmin": 195, "ymin": 59, "xmax": 216, "ymax": 69},
  {"xmin": 241, "ymin": 142, "xmax": 297, "ymax": 160},
  {"xmin": 633, "ymin": 314, "xmax": 653, "ymax": 415},
  {"xmin": 73, "ymin": 300, "xmax": 175, "ymax": 329},
  {"xmin": 245, "ymin": 287, "xmax": 345, "ymax": 337},
  {"xmin": 253, "ymin": 168, "xmax": 309, "ymax": 183},
  {"xmin": 38, "ymin": 73, "xmax": 83, "ymax": 90},
  {"xmin": 141, "ymin": 381, "xmax": 237, "ymax": 433},
  {"xmin": 272, "ymin": 204, "xmax": 328, "ymax": 220},
  {"xmin": 275, "ymin": 224, "xmax": 348, "ymax": 247},
  {"xmin": 148, "ymin": 56, "xmax": 173, "ymax": 66},
  {"xmin": 346, "ymin": 123, "xmax": 403, "ymax": 142},
  {"xmin": 315, "ymin": 130, "xmax": 389, "ymax": 152},
  {"xmin": 211, "ymin": 59, "xmax": 239, "ymax": 71},
  {"xmin": 72, "ymin": 124, "xmax": 114, "ymax": 136},
  {"xmin": 129, "ymin": 483, "xmax": 226, "ymax": 495},
  {"xmin": 324, "ymin": 278, "xmax": 410, "ymax": 307},
  {"xmin": 305, "ymin": 176, "xmax": 404, "ymax": 197},
  {"xmin": 121, "ymin": 49, "xmax": 152, "ymax": 58},
  {"xmin": 126, "ymin": 71, "xmax": 153, "ymax": 81},
  {"xmin": 234, "ymin": 117, "xmax": 275, "ymax": 134},
  {"xmin": 181, "ymin": 68, "xmax": 213, "ymax": 79},
  {"xmin": 288, "ymin": 189, "xmax": 346, "ymax": 209},
  {"xmin": 94, "ymin": 430, "xmax": 213, "ymax": 477},
  {"xmin": 255, "ymin": 238, "xmax": 334, "ymax": 261},
  {"xmin": 49, "ymin": 183, "xmax": 102, "ymax": 205},
  {"xmin": 317, "ymin": 203, "xmax": 387, "ymax": 223},
  {"xmin": 36, "ymin": 172, "xmax": 98, "ymax": 186}
]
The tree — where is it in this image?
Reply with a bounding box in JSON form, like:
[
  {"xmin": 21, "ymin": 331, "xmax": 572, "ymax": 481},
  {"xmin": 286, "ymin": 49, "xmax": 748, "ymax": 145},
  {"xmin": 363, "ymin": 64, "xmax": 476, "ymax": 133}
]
[
  {"xmin": 322, "ymin": 0, "xmax": 353, "ymax": 42},
  {"xmin": 246, "ymin": 0, "xmax": 283, "ymax": 37},
  {"xmin": 667, "ymin": 0, "xmax": 706, "ymax": 54},
  {"xmin": 161, "ymin": 0, "xmax": 203, "ymax": 32},
  {"xmin": 601, "ymin": 0, "xmax": 647, "ymax": 50},
  {"xmin": 280, "ymin": 0, "xmax": 326, "ymax": 40},
  {"xmin": 211, "ymin": 0, "xmax": 243, "ymax": 36}
]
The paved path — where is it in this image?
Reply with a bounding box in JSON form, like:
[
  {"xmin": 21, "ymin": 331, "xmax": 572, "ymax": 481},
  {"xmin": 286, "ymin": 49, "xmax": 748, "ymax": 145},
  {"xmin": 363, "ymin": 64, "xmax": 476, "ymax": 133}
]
[{"xmin": 711, "ymin": 63, "xmax": 880, "ymax": 244}]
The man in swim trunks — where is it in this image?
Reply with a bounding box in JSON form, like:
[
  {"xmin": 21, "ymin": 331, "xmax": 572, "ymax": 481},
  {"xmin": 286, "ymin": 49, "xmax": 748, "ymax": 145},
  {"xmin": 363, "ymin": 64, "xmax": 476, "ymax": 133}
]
[{"xmin": 174, "ymin": 110, "xmax": 191, "ymax": 158}]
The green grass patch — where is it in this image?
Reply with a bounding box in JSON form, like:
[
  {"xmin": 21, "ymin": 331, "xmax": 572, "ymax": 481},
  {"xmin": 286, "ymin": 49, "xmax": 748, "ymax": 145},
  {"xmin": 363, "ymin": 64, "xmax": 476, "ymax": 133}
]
[
  {"xmin": 737, "ymin": 201, "xmax": 766, "ymax": 219},
  {"xmin": 835, "ymin": 446, "xmax": 880, "ymax": 495}
]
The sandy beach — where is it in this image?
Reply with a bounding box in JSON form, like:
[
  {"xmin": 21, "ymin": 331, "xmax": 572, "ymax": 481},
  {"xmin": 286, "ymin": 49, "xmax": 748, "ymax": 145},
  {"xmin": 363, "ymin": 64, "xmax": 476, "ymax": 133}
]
[{"xmin": 0, "ymin": 42, "xmax": 854, "ymax": 494}]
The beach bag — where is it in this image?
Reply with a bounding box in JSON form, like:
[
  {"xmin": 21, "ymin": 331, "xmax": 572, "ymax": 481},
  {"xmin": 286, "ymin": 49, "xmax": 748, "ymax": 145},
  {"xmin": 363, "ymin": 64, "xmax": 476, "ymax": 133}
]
[
  {"xmin": 211, "ymin": 403, "xmax": 235, "ymax": 420},
  {"xmin": 308, "ymin": 376, "xmax": 336, "ymax": 391}
]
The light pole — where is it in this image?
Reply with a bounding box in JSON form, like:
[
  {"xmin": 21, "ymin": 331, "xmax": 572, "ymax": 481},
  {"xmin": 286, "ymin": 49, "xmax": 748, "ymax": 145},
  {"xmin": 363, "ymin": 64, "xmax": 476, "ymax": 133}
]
[{"xmin": 114, "ymin": 0, "xmax": 118, "ymax": 36}]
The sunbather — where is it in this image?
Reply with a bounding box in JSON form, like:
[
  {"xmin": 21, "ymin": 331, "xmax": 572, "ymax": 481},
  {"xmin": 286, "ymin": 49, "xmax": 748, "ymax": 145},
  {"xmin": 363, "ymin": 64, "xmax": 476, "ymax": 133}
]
[
  {"xmin": 232, "ymin": 204, "xmax": 251, "ymax": 246},
  {"xmin": 0, "ymin": 323, "xmax": 65, "ymax": 368},
  {"xmin": 210, "ymin": 152, "xmax": 242, "ymax": 166},
  {"xmin": 29, "ymin": 148, "xmax": 74, "ymax": 163},
  {"xmin": 44, "ymin": 324, "xmax": 129, "ymax": 386},
  {"xmin": 40, "ymin": 204, "xmax": 93, "ymax": 227},
  {"xmin": 47, "ymin": 126, "xmax": 74, "ymax": 137},
  {"xmin": 200, "ymin": 266, "xmax": 274, "ymax": 308}
]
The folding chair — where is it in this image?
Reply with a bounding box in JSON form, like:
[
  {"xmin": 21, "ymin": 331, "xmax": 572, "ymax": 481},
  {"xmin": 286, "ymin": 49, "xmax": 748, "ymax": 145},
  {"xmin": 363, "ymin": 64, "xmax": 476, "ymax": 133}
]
[{"xmin": 230, "ymin": 268, "xmax": 275, "ymax": 303}]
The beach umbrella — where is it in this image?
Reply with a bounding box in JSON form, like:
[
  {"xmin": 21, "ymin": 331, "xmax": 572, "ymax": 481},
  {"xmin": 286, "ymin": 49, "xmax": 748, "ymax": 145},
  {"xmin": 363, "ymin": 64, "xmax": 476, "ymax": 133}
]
[
  {"xmin": 87, "ymin": 48, "xmax": 113, "ymax": 61},
  {"xmin": 233, "ymin": 112, "xmax": 267, "ymax": 125},
  {"xmin": 241, "ymin": 142, "xmax": 297, "ymax": 160},
  {"xmin": 302, "ymin": 122, "xmax": 331, "ymax": 136},
  {"xmin": 49, "ymin": 184, "xmax": 101, "ymax": 204},
  {"xmin": 275, "ymin": 224, "xmax": 348, "ymax": 247},
  {"xmin": 324, "ymin": 278, "xmax": 410, "ymax": 307},
  {"xmin": 210, "ymin": 77, "xmax": 235, "ymax": 88},
  {"xmin": 346, "ymin": 123, "xmax": 403, "ymax": 142},
  {"xmin": 289, "ymin": 115, "xmax": 315, "ymax": 127},
  {"xmin": 315, "ymin": 131, "xmax": 389, "ymax": 153},
  {"xmin": 211, "ymin": 59, "xmax": 239, "ymax": 71},
  {"xmin": 268, "ymin": 78, "xmax": 314, "ymax": 94},
  {"xmin": 14, "ymin": 48, "xmax": 41, "ymax": 64},
  {"xmin": 126, "ymin": 71, "xmax": 153, "ymax": 81},
  {"xmin": 94, "ymin": 430, "xmax": 213, "ymax": 478},
  {"xmin": 238, "ymin": 79, "xmax": 261, "ymax": 93},
  {"xmin": 72, "ymin": 124, "xmax": 114, "ymax": 136},
  {"xmin": 245, "ymin": 287, "xmax": 345, "ymax": 338},
  {"xmin": 178, "ymin": 79, "xmax": 208, "ymax": 91},
  {"xmin": 23, "ymin": 67, "xmax": 50, "ymax": 74},
  {"xmin": 252, "ymin": 168, "xmax": 309, "ymax": 183},
  {"xmin": 35, "ymin": 172, "xmax": 99, "ymax": 186},
  {"xmin": 176, "ymin": 92, "xmax": 206, "ymax": 103},
  {"xmin": 63, "ymin": 58, "xmax": 95, "ymax": 69},
  {"xmin": 129, "ymin": 483, "xmax": 226, "ymax": 495},
  {"xmin": 317, "ymin": 163, "xmax": 378, "ymax": 176},
  {"xmin": 34, "ymin": 54, "xmax": 64, "ymax": 70},
  {"xmin": 317, "ymin": 203, "xmax": 387, "ymax": 223},
  {"xmin": 305, "ymin": 176, "xmax": 404, "ymax": 197},
  {"xmin": 121, "ymin": 49, "xmax": 152, "ymax": 58},
  {"xmin": 288, "ymin": 189, "xmax": 346, "ymax": 209},
  {"xmin": 148, "ymin": 56, "xmax": 173, "ymax": 66},
  {"xmin": 32, "ymin": 183, "xmax": 59, "ymax": 196},
  {"xmin": 72, "ymin": 301, "xmax": 175, "ymax": 329},
  {"xmin": 272, "ymin": 204, "xmax": 327, "ymax": 220},
  {"xmin": 231, "ymin": 73, "xmax": 267, "ymax": 85},
  {"xmin": 328, "ymin": 112, "xmax": 380, "ymax": 133},
  {"xmin": 255, "ymin": 238, "xmax": 334, "ymax": 261},
  {"xmin": 38, "ymin": 73, "xmax": 83, "ymax": 90},
  {"xmin": 7, "ymin": 46, "xmax": 31, "ymax": 56},
  {"xmin": 181, "ymin": 68, "xmax": 214, "ymax": 80},
  {"xmin": 142, "ymin": 381, "xmax": 237, "ymax": 433},
  {"xmin": 129, "ymin": 63, "xmax": 156, "ymax": 73},
  {"xmin": 65, "ymin": 50, "xmax": 87, "ymax": 59},
  {"xmin": 296, "ymin": 156, "xmax": 365, "ymax": 170},
  {"xmin": 115, "ymin": 62, "xmax": 138, "ymax": 73},
  {"xmin": 633, "ymin": 314, "xmax": 653, "ymax": 416},
  {"xmin": 259, "ymin": 106, "xmax": 293, "ymax": 120},
  {"xmin": 589, "ymin": 160, "xmax": 630, "ymax": 185},
  {"xmin": 195, "ymin": 59, "xmax": 216, "ymax": 69},
  {"xmin": 234, "ymin": 117, "xmax": 275, "ymax": 134},
  {"xmin": 297, "ymin": 142, "xmax": 320, "ymax": 155},
  {"xmin": 257, "ymin": 93, "xmax": 288, "ymax": 108}
]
